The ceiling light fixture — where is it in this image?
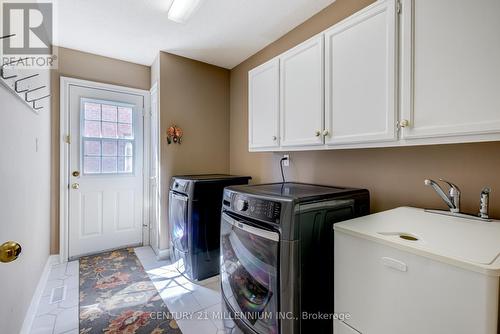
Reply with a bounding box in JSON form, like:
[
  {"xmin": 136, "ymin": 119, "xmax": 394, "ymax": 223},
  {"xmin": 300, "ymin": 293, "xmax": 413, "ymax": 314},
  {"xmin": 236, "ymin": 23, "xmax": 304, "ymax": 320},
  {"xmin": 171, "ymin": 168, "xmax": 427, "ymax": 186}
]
[{"xmin": 168, "ymin": 0, "xmax": 203, "ymax": 23}]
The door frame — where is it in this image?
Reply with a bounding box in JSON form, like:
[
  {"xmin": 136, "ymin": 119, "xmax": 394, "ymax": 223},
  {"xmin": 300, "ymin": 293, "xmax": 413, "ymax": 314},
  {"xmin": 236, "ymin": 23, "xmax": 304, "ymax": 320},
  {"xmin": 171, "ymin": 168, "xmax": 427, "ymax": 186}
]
[
  {"xmin": 59, "ymin": 76, "xmax": 151, "ymax": 262},
  {"xmin": 149, "ymin": 81, "xmax": 160, "ymax": 256}
]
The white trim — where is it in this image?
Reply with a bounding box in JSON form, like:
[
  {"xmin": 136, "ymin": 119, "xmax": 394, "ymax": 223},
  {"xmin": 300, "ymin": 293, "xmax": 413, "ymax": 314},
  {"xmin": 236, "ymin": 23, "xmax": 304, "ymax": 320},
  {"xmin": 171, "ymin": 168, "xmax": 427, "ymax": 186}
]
[
  {"xmin": 149, "ymin": 82, "xmax": 161, "ymax": 256},
  {"xmin": 156, "ymin": 248, "xmax": 171, "ymax": 261},
  {"xmin": 249, "ymin": 132, "xmax": 500, "ymax": 152},
  {"xmin": 20, "ymin": 255, "xmax": 60, "ymax": 334},
  {"xmin": 59, "ymin": 76, "xmax": 151, "ymax": 262}
]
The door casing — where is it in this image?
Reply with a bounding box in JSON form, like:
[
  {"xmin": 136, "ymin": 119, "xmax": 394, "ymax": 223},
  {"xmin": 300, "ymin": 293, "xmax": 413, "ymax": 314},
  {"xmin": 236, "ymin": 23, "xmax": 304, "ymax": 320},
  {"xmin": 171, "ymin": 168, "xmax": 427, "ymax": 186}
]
[{"xmin": 59, "ymin": 77, "xmax": 151, "ymax": 262}]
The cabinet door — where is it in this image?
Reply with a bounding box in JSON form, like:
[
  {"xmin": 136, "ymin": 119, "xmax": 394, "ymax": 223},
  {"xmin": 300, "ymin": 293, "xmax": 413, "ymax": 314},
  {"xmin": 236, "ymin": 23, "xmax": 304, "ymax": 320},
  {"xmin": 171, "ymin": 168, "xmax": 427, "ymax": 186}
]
[
  {"xmin": 280, "ymin": 35, "xmax": 324, "ymax": 147},
  {"xmin": 401, "ymin": 0, "xmax": 500, "ymax": 140},
  {"xmin": 324, "ymin": 0, "xmax": 398, "ymax": 146},
  {"xmin": 248, "ymin": 58, "xmax": 280, "ymax": 150}
]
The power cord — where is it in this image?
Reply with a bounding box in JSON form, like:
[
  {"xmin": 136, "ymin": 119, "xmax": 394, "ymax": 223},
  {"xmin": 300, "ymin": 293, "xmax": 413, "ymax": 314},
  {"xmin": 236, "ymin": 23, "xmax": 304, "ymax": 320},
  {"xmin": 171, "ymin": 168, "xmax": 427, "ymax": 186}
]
[{"xmin": 279, "ymin": 156, "xmax": 288, "ymax": 183}]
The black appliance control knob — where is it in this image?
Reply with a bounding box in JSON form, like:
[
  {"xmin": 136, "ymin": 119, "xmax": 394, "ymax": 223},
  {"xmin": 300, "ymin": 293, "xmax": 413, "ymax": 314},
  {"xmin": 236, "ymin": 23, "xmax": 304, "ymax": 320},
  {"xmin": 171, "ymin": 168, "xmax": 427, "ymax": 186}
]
[{"xmin": 236, "ymin": 199, "xmax": 249, "ymax": 212}]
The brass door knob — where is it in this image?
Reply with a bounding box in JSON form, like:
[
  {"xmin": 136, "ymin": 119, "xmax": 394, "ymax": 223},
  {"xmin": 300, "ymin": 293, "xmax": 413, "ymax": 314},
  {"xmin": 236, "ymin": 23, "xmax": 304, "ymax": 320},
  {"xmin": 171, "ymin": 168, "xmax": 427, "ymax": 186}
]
[
  {"xmin": 72, "ymin": 183, "xmax": 80, "ymax": 190},
  {"xmin": 0, "ymin": 241, "xmax": 22, "ymax": 263},
  {"xmin": 399, "ymin": 119, "xmax": 410, "ymax": 128},
  {"xmin": 72, "ymin": 171, "xmax": 80, "ymax": 177}
]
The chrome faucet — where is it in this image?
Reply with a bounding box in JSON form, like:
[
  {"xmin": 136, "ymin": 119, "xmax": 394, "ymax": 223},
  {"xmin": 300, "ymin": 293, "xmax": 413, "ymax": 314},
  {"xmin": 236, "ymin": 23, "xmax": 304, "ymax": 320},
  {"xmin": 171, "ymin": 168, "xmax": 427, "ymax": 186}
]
[
  {"xmin": 424, "ymin": 178, "xmax": 461, "ymax": 213},
  {"xmin": 424, "ymin": 178, "xmax": 493, "ymax": 222}
]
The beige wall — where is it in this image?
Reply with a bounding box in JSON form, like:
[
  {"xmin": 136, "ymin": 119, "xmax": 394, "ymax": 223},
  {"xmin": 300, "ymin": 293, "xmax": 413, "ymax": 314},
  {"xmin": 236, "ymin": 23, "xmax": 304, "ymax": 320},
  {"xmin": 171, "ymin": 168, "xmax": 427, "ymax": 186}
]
[
  {"xmin": 229, "ymin": 0, "xmax": 500, "ymax": 218},
  {"xmin": 157, "ymin": 52, "xmax": 230, "ymax": 250},
  {"xmin": 50, "ymin": 47, "xmax": 151, "ymax": 253}
]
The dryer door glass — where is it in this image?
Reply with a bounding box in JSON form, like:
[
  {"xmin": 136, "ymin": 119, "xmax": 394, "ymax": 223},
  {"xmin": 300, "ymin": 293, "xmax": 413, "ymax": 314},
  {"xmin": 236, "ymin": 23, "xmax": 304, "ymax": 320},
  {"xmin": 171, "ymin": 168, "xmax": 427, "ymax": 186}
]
[
  {"xmin": 221, "ymin": 212, "xmax": 279, "ymax": 334},
  {"xmin": 169, "ymin": 191, "xmax": 189, "ymax": 252}
]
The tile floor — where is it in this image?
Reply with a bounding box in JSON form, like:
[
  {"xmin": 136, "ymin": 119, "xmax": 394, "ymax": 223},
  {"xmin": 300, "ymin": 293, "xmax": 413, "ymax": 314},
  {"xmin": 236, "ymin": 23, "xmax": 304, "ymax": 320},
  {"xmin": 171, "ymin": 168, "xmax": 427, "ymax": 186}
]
[
  {"xmin": 30, "ymin": 246, "xmax": 223, "ymax": 334},
  {"xmin": 30, "ymin": 260, "xmax": 79, "ymax": 334}
]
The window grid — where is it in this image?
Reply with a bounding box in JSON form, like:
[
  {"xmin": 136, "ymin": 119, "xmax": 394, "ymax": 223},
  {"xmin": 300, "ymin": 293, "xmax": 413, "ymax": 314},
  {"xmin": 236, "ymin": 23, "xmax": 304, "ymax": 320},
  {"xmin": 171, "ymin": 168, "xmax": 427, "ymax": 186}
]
[{"xmin": 81, "ymin": 100, "xmax": 135, "ymax": 175}]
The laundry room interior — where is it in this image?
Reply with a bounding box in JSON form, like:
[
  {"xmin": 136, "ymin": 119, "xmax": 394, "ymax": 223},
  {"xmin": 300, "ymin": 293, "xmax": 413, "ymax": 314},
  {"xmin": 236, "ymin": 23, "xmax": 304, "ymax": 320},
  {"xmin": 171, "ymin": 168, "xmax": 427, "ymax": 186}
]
[{"xmin": 1, "ymin": 0, "xmax": 500, "ymax": 333}]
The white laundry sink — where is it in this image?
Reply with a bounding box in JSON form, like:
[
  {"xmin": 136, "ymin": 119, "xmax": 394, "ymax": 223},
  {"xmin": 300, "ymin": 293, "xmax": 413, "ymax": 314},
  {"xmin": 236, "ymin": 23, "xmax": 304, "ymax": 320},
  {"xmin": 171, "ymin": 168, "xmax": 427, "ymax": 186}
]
[
  {"xmin": 333, "ymin": 207, "xmax": 500, "ymax": 334},
  {"xmin": 334, "ymin": 206, "xmax": 500, "ymax": 275}
]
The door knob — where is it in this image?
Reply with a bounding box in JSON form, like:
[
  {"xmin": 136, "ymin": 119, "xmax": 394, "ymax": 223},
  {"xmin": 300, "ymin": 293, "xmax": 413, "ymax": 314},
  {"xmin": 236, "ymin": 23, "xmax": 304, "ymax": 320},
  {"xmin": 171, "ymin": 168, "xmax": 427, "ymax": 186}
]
[
  {"xmin": 0, "ymin": 241, "xmax": 22, "ymax": 263},
  {"xmin": 72, "ymin": 171, "xmax": 80, "ymax": 177},
  {"xmin": 399, "ymin": 119, "xmax": 410, "ymax": 128},
  {"xmin": 71, "ymin": 183, "xmax": 80, "ymax": 190}
]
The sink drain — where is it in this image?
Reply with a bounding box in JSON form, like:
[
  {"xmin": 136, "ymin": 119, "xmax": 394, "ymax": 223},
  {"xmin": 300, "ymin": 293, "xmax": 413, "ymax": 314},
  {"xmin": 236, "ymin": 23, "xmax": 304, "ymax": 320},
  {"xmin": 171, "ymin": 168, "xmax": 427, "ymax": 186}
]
[{"xmin": 400, "ymin": 234, "xmax": 418, "ymax": 241}]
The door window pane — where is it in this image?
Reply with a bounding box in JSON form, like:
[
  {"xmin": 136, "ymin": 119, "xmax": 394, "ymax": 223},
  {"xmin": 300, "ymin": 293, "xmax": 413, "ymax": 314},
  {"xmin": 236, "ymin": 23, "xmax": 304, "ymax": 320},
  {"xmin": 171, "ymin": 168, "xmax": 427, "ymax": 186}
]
[
  {"xmin": 101, "ymin": 122, "xmax": 118, "ymax": 138},
  {"xmin": 102, "ymin": 141, "xmax": 118, "ymax": 156},
  {"xmin": 118, "ymin": 123, "xmax": 133, "ymax": 139},
  {"xmin": 118, "ymin": 107, "xmax": 133, "ymax": 123},
  {"xmin": 102, "ymin": 157, "xmax": 118, "ymax": 173},
  {"xmin": 81, "ymin": 99, "xmax": 135, "ymax": 175},
  {"xmin": 118, "ymin": 141, "xmax": 133, "ymax": 157},
  {"xmin": 84, "ymin": 120, "xmax": 101, "ymax": 137},
  {"xmin": 84, "ymin": 140, "xmax": 101, "ymax": 156},
  {"xmin": 118, "ymin": 157, "xmax": 133, "ymax": 173},
  {"xmin": 102, "ymin": 104, "xmax": 118, "ymax": 122},
  {"xmin": 84, "ymin": 157, "xmax": 101, "ymax": 174},
  {"xmin": 84, "ymin": 102, "xmax": 101, "ymax": 120}
]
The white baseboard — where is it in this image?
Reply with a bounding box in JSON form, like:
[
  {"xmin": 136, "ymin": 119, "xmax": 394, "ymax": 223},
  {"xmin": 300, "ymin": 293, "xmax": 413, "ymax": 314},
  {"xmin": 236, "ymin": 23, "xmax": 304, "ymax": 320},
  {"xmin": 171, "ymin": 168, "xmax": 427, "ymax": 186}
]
[
  {"xmin": 20, "ymin": 254, "xmax": 60, "ymax": 334},
  {"xmin": 156, "ymin": 248, "xmax": 171, "ymax": 261}
]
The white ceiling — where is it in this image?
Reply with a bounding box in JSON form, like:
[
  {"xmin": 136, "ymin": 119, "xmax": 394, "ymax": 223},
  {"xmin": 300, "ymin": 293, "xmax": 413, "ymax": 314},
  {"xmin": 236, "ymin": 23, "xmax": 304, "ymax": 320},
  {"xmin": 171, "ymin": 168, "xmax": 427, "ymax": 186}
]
[{"xmin": 53, "ymin": 0, "xmax": 336, "ymax": 69}]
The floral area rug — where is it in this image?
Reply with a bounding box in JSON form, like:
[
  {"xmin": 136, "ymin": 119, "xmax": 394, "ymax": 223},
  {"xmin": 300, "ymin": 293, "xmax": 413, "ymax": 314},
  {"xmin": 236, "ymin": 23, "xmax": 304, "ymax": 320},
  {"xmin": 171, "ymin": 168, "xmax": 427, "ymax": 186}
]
[{"xmin": 79, "ymin": 248, "xmax": 182, "ymax": 334}]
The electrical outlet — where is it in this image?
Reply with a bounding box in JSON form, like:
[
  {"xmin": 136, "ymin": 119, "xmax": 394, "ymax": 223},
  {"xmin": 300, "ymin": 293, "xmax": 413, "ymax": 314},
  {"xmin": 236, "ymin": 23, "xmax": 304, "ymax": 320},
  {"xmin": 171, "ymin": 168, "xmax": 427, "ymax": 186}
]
[{"xmin": 283, "ymin": 154, "xmax": 290, "ymax": 167}]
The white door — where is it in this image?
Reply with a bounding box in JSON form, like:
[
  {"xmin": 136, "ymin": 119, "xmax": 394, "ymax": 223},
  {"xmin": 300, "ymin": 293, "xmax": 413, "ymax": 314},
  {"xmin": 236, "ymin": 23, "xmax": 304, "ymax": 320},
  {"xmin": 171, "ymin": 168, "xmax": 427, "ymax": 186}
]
[
  {"xmin": 280, "ymin": 35, "xmax": 324, "ymax": 147},
  {"xmin": 248, "ymin": 57, "xmax": 280, "ymax": 150},
  {"xmin": 400, "ymin": 0, "xmax": 500, "ymax": 139},
  {"xmin": 324, "ymin": 0, "xmax": 398, "ymax": 145},
  {"xmin": 149, "ymin": 83, "xmax": 159, "ymax": 254},
  {"xmin": 68, "ymin": 85, "xmax": 144, "ymax": 258}
]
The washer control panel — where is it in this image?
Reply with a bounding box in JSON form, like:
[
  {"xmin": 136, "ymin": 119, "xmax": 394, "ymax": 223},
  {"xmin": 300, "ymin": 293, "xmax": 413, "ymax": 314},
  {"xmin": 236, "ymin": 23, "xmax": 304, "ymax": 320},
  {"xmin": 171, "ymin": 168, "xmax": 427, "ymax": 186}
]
[{"xmin": 232, "ymin": 195, "xmax": 281, "ymax": 223}]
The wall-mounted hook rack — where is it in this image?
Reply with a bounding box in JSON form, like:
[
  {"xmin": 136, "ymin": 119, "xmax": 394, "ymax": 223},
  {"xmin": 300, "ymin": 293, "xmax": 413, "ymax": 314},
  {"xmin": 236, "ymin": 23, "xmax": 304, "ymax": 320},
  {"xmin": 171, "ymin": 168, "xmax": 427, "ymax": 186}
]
[
  {"xmin": 25, "ymin": 86, "xmax": 47, "ymax": 102},
  {"xmin": 0, "ymin": 34, "xmax": 15, "ymax": 39},
  {"xmin": 14, "ymin": 74, "xmax": 39, "ymax": 93},
  {"xmin": 31, "ymin": 94, "xmax": 50, "ymax": 110},
  {"xmin": 1, "ymin": 57, "xmax": 29, "ymax": 80},
  {"xmin": 0, "ymin": 49, "xmax": 49, "ymax": 113}
]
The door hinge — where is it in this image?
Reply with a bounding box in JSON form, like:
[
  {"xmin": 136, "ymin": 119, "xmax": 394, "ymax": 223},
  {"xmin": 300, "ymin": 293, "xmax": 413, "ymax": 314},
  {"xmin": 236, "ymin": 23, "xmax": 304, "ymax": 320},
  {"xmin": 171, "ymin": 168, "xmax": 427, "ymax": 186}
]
[
  {"xmin": 396, "ymin": 0, "xmax": 402, "ymax": 14},
  {"xmin": 65, "ymin": 134, "xmax": 71, "ymax": 144}
]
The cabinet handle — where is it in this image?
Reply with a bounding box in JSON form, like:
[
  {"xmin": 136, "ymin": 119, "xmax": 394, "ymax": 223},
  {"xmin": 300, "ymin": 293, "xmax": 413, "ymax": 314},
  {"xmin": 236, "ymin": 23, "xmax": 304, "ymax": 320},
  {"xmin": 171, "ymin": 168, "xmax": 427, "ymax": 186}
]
[
  {"xmin": 381, "ymin": 257, "xmax": 407, "ymax": 272},
  {"xmin": 323, "ymin": 130, "xmax": 329, "ymax": 137},
  {"xmin": 272, "ymin": 136, "xmax": 277, "ymax": 141},
  {"xmin": 399, "ymin": 119, "xmax": 410, "ymax": 128},
  {"xmin": 315, "ymin": 130, "xmax": 321, "ymax": 137}
]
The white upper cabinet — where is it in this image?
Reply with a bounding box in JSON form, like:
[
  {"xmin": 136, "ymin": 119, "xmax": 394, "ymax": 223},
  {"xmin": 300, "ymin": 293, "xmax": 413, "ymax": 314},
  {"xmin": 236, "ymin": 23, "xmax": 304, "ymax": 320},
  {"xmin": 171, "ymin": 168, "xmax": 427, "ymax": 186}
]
[
  {"xmin": 247, "ymin": 0, "xmax": 500, "ymax": 152},
  {"xmin": 400, "ymin": 0, "xmax": 500, "ymax": 140},
  {"xmin": 280, "ymin": 35, "xmax": 325, "ymax": 147},
  {"xmin": 324, "ymin": 0, "xmax": 398, "ymax": 145},
  {"xmin": 248, "ymin": 58, "xmax": 280, "ymax": 150}
]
